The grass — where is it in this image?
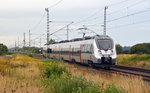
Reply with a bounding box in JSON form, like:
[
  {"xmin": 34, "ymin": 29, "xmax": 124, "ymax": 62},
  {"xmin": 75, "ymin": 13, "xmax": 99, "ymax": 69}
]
[
  {"xmin": 0, "ymin": 54, "xmax": 43, "ymax": 93},
  {"xmin": 41, "ymin": 62, "xmax": 126, "ymax": 93},
  {"xmin": 0, "ymin": 54, "xmax": 150, "ymax": 93},
  {"xmin": 64, "ymin": 62, "xmax": 150, "ymax": 93},
  {"xmin": 117, "ymin": 54, "xmax": 150, "ymax": 69}
]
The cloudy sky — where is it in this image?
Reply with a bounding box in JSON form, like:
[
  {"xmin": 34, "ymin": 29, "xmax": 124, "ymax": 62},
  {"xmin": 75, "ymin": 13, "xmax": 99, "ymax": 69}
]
[{"xmin": 0, "ymin": 0, "xmax": 150, "ymax": 48}]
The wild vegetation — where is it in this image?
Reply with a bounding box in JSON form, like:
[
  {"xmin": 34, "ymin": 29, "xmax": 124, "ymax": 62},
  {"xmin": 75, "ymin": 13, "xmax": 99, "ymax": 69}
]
[
  {"xmin": 0, "ymin": 54, "xmax": 149, "ymax": 93},
  {"xmin": 117, "ymin": 54, "xmax": 150, "ymax": 69},
  {"xmin": 0, "ymin": 55, "xmax": 43, "ymax": 93},
  {"xmin": 0, "ymin": 43, "xmax": 8, "ymax": 55},
  {"xmin": 116, "ymin": 43, "xmax": 150, "ymax": 54},
  {"xmin": 130, "ymin": 43, "xmax": 150, "ymax": 54}
]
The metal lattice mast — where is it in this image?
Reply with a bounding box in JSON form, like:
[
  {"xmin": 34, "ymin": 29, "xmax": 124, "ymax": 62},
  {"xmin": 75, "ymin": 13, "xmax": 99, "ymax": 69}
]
[
  {"xmin": 45, "ymin": 8, "xmax": 50, "ymax": 44},
  {"xmin": 29, "ymin": 30, "xmax": 31, "ymax": 47},
  {"xmin": 103, "ymin": 6, "xmax": 108, "ymax": 35},
  {"xmin": 23, "ymin": 32, "xmax": 25, "ymax": 48}
]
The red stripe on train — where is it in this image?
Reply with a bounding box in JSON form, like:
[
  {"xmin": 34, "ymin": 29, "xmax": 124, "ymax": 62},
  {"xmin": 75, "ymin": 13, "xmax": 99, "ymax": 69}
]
[{"xmin": 80, "ymin": 45, "xmax": 82, "ymax": 62}]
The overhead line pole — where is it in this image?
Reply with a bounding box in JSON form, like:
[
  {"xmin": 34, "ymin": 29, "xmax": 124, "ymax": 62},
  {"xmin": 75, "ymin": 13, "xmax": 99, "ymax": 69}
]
[
  {"xmin": 45, "ymin": 8, "xmax": 50, "ymax": 44},
  {"xmin": 23, "ymin": 32, "xmax": 26, "ymax": 49},
  {"xmin": 103, "ymin": 6, "xmax": 108, "ymax": 35},
  {"xmin": 40, "ymin": 38, "xmax": 41, "ymax": 48},
  {"xmin": 45, "ymin": 8, "xmax": 50, "ymax": 58},
  {"xmin": 15, "ymin": 41, "xmax": 16, "ymax": 52},
  {"xmin": 49, "ymin": 21, "xmax": 73, "ymax": 40},
  {"xmin": 29, "ymin": 30, "xmax": 31, "ymax": 47},
  {"xmin": 18, "ymin": 36, "xmax": 19, "ymax": 52},
  {"xmin": 18, "ymin": 36, "xmax": 19, "ymax": 48}
]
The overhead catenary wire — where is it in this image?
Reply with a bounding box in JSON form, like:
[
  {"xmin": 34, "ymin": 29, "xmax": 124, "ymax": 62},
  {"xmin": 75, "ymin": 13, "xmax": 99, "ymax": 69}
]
[
  {"xmin": 108, "ymin": 0, "xmax": 148, "ymax": 15},
  {"xmin": 15, "ymin": 0, "xmax": 64, "ymax": 48},
  {"xmin": 48, "ymin": 0, "xmax": 63, "ymax": 8},
  {"xmin": 107, "ymin": 7, "xmax": 150, "ymax": 23},
  {"xmin": 31, "ymin": 12, "xmax": 46, "ymax": 30},
  {"xmin": 73, "ymin": 0, "xmax": 131, "ymax": 25},
  {"xmin": 107, "ymin": 18, "xmax": 150, "ymax": 29}
]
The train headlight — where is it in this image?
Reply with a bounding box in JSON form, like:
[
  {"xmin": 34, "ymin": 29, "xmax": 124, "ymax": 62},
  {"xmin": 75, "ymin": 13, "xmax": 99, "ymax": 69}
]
[
  {"xmin": 111, "ymin": 50, "xmax": 113, "ymax": 55},
  {"xmin": 98, "ymin": 50, "xmax": 102, "ymax": 55}
]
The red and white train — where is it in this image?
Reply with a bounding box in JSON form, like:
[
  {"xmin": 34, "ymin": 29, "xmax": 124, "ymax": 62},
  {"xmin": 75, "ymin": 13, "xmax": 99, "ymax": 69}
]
[{"xmin": 43, "ymin": 35, "xmax": 117, "ymax": 68}]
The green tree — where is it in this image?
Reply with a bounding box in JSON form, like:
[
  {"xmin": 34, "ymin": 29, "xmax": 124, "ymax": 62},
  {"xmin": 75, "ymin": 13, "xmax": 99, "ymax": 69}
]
[
  {"xmin": 130, "ymin": 43, "xmax": 150, "ymax": 54},
  {"xmin": 116, "ymin": 44, "xmax": 123, "ymax": 54},
  {"xmin": 0, "ymin": 43, "xmax": 8, "ymax": 55},
  {"xmin": 49, "ymin": 39, "xmax": 55, "ymax": 44}
]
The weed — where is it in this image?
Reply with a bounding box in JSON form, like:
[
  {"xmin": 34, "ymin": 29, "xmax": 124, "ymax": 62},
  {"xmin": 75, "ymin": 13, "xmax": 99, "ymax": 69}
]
[
  {"xmin": 28, "ymin": 53, "xmax": 33, "ymax": 57},
  {"xmin": 103, "ymin": 84, "xmax": 127, "ymax": 93},
  {"xmin": 42, "ymin": 58, "xmax": 60, "ymax": 63},
  {"xmin": 117, "ymin": 54, "xmax": 150, "ymax": 69},
  {"xmin": 142, "ymin": 62, "xmax": 147, "ymax": 68},
  {"xmin": 42, "ymin": 62, "xmax": 126, "ymax": 93},
  {"xmin": 44, "ymin": 62, "xmax": 71, "ymax": 78},
  {"xmin": 44, "ymin": 75, "xmax": 103, "ymax": 93}
]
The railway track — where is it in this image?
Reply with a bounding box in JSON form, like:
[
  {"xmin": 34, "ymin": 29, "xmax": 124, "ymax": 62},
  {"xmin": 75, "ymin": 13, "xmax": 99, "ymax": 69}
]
[{"xmin": 110, "ymin": 65, "xmax": 150, "ymax": 81}]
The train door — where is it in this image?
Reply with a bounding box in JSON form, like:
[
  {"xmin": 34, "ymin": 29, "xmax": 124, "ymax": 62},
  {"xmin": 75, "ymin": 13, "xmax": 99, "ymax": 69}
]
[
  {"xmin": 80, "ymin": 45, "xmax": 82, "ymax": 63},
  {"xmin": 69, "ymin": 45, "xmax": 71, "ymax": 61}
]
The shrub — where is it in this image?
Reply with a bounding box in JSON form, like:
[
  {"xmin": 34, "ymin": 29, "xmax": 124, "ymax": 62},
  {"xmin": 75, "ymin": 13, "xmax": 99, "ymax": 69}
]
[
  {"xmin": 116, "ymin": 44, "xmax": 123, "ymax": 54},
  {"xmin": 7, "ymin": 51, "xmax": 14, "ymax": 55},
  {"xmin": 42, "ymin": 62, "xmax": 126, "ymax": 93},
  {"xmin": 28, "ymin": 53, "xmax": 33, "ymax": 57},
  {"xmin": 103, "ymin": 85, "xmax": 127, "ymax": 93},
  {"xmin": 0, "ymin": 43, "xmax": 8, "ymax": 55},
  {"xmin": 44, "ymin": 75, "xmax": 102, "ymax": 93},
  {"xmin": 44, "ymin": 62, "xmax": 70, "ymax": 78}
]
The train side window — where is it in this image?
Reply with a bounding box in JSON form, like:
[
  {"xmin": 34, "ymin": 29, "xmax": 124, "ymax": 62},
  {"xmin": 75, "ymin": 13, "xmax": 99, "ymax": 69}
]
[
  {"xmin": 90, "ymin": 44, "xmax": 93, "ymax": 54},
  {"xmin": 47, "ymin": 49, "xmax": 52, "ymax": 53}
]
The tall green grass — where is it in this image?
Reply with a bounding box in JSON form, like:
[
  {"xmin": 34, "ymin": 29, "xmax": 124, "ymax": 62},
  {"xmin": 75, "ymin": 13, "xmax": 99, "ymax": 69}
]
[
  {"xmin": 41, "ymin": 62, "xmax": 127, "ymax": 93},
  {"xmin": 117, "ymin": 54, "xmax": 150, "ymax": 68}
]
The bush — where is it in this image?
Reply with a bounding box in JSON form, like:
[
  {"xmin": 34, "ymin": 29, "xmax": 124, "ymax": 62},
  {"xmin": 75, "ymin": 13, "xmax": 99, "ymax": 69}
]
[
  {"xmin": 104, "ymin": 85, "xmax": 126, "ymax": 93},
  {"xmin": 0, "ymin": 44, "xmax": 8, "ymax": 55},
  {"xmin": 44, "ymin": 76, "xmax": 102, "ymax": 93},
  {"xmin": 28, "ymin": 53, "xmax": 33, "ymax": 57},
  {"xmin": 7, "ymin": 52, "xmax": 14, "ymax": 55},
  {"xmin": 116, "ymin": 44, "xmax": 123, "ymax": 54},
  {"xmin": 44, "ymin": 62, "xmax": 70, "ymax": 78},
  {"xmin": 42, "ymin": 62, "xmax": 126, "ymax": 93}
]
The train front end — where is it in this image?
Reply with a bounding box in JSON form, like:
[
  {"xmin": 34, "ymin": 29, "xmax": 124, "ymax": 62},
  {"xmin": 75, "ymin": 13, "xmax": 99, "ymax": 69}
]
[{"xmin": 93, "ymin": 35, "xmax": 117, "ymax": 67}]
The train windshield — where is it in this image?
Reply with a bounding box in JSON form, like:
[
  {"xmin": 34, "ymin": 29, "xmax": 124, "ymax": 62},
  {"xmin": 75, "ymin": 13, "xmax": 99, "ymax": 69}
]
[{"xmin": 97, "ymin": 39, "xmax": 113, "ymax": 50}]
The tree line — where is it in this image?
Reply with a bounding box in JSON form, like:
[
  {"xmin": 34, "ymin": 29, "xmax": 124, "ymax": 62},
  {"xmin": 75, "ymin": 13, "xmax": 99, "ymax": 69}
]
[
  {"xmin": 116, "ymin": 43, "xmax": 150, "ymax": 54},
  {"xmin": 1, "ymin": 43, "xmax": 150, "ymax": 55},
  {"xmin": 0, "ymin": 44, "xmax": 8, "ymax": 55}
]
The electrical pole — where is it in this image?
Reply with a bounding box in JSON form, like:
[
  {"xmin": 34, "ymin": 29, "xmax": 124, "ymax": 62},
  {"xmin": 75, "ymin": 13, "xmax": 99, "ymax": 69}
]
[
  {"xmin": 45, "ymin": 8, "xmax": 50, "ymax": 44},
  {"xmin": 40, "ymin": 38, "xmax": 41, "ymax": 48},
  {"xmin": 67, "ymin": 25, "xmax": 69, "ymax": 40},
  {"xmin": 29, "ymin": 30, "xmax": 31, "ymax": 47},
  {"xmin": 66, "ymin": 21, "xmax": 73, "ymax": 40},
  {"xmin": 45, "ymin": 8, "xmax": 50, "ymax": 58},
  {"xmin": 18, "ymin": 36, "xmax": 19, "ymax": 52},
  {"xmin": 18, "ymin": 36, "xmax": 19, "ymax": 48},
  {"xmin": 15, "ymin": 41, "xmax": 16, "ymax": 52},
  {"xmin": 23, "ymin": 32, "xmax": 25, "ymax": 49},
  {"xmin": 103, "ymin": 6, "xmax": 108, "ymax": 35}
]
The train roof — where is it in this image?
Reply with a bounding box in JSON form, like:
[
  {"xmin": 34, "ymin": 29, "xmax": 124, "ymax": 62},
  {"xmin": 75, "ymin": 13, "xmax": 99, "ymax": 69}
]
[{"xmin": 45, "ymin": 35, "xmax": 111, "ymax": 45}]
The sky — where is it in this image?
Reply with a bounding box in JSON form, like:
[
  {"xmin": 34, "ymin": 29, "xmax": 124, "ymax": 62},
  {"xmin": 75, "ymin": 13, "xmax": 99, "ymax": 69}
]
[{"xmin": 0, "ymin": 0, "xmax": 150, "ymax": 48}]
